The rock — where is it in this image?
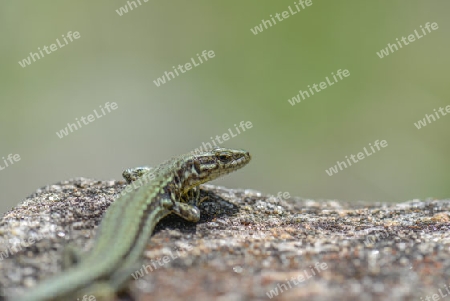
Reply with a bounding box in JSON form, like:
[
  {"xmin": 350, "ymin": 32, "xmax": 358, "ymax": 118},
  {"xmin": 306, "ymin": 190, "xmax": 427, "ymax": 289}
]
[{"xmin": 1, "ymin": 178, "xmax": 449, "ymax": 301}]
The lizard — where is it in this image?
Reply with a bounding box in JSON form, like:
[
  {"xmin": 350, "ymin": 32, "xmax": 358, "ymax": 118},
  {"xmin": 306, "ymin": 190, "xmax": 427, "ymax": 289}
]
[{"xmin": 17, "ymin": 147, "xmax": 251, "ymax": 301}]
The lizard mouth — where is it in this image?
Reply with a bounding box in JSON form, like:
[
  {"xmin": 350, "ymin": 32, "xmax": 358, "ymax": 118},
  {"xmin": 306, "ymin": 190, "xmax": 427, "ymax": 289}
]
[{"xmin": 234, "ymin": 150, "xmax": 251, "ymax": 166}]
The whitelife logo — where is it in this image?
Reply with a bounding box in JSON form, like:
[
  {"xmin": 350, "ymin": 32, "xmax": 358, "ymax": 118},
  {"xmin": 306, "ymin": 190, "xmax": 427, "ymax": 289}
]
[
  {"xmin": 287, "ymin": 69, "xmax": 350, "ymax": 106},
  {"xmin": 250, "ymin": 0, "xmax": 313, "ymax": 35},
  {"xmin": 56, "ymin": 102, "xmax": 118, "ymax": 139},
  {"xmin": 18, "ymin": 31, "xmax": 81, "ymax": 68},
  {"xmin": 325, "ymin": 139, "xmax": 388, "ymax": 176},
  {"xmin": 0, "ymin": 154, "xmax": 21, "ymax": 172},
  {"xmin": 376, "ymin": 22, "xmax": 439, "ymax": 58},
  {"xmin": 152, "ymin": 50, "xmax": 216, "ymax": 87}
]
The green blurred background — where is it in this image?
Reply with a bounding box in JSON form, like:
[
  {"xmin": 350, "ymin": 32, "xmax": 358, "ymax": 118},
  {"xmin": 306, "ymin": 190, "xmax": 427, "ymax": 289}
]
[{"xmin": 1, "ymin": 1, "xmax": 449, "ymax": 214}]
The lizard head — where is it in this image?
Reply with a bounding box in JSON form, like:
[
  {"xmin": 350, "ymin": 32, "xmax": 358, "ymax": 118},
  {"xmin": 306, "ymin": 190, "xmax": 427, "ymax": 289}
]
[{"xmin": 188, "ymin": 147, "xmax": 251, "ymax": 185}]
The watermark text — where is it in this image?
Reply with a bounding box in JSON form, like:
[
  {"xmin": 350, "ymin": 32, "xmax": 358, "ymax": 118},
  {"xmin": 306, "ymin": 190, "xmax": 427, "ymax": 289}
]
[
  {"xmin": 18, "ymin": 31, "xmax": 81, "ymax": 68},
  {"xmin": 56, "ymin": 102, "xmax": 118, "ymax": 139},
  {"xmin": 0, "ymin": 154, "xmax": 21, "ymax": 171},
  {"xmin": 115, "ymin": 0, "xmax": 149, "ymax": 16},
  {"xmin": 250, "ymin": 0, "xmax": 313, "ymax": 35},
  {"xmin": 376, "ymin": 22, "xmax": 438, "ymax": 58},
  {"xmin": 414, "ymin": 105, "xmax": 450, "ymax": 129},
  {"xmin": 193, "ymin": 121, "xmax": 253, "ymax": 154},
  {"xmin": 325, "ymin": 139, "xmax": 388, "ymax": 176},
  {"xmin": 287, "ymin": 69, "xmax": 350, "ymax": 106},
  {"xmin": 153, "ymin": 50, "xmax": 215, "ymax": 87},
  {"xmin": 265, "ymin": 262, "xmax": 328, "ymax": 298}
]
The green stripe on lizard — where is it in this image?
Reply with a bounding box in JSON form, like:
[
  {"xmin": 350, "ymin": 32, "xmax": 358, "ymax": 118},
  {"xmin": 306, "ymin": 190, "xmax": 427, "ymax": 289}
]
[{"xmin": 18, "ymin": 147, "xmax": 251, "ymax": 301}]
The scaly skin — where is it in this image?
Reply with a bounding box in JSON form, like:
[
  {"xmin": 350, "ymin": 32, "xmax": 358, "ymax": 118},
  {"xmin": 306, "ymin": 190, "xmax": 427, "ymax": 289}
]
[{"xmin": 17, "ymin": 147, "xmax": 251, "ymax": 301}]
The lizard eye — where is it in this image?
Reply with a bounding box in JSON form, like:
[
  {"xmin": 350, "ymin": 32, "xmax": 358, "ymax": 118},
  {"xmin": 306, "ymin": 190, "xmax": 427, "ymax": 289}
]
[{"xmin": 218, "ymin": 155, "xmax": 230, "ymax": 163}]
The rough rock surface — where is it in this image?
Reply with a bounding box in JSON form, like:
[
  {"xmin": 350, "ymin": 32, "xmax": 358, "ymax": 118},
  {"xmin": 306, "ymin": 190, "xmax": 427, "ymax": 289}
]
[{"xmin": 0, "ymin": 178, "xmax": 449, "ymax": 301}]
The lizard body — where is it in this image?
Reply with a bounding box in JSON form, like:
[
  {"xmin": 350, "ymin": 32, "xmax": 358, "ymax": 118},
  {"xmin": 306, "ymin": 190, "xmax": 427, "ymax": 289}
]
[{"xmin": 17, "ymin": 147, "xmax": 251, "ymax": 301}]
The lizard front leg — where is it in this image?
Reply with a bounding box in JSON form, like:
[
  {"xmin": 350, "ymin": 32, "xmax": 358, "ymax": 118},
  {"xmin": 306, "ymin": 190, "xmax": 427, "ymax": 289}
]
[{"xmin": 122, "ymin": 166, "xmax": 153, "ymax": 184}]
